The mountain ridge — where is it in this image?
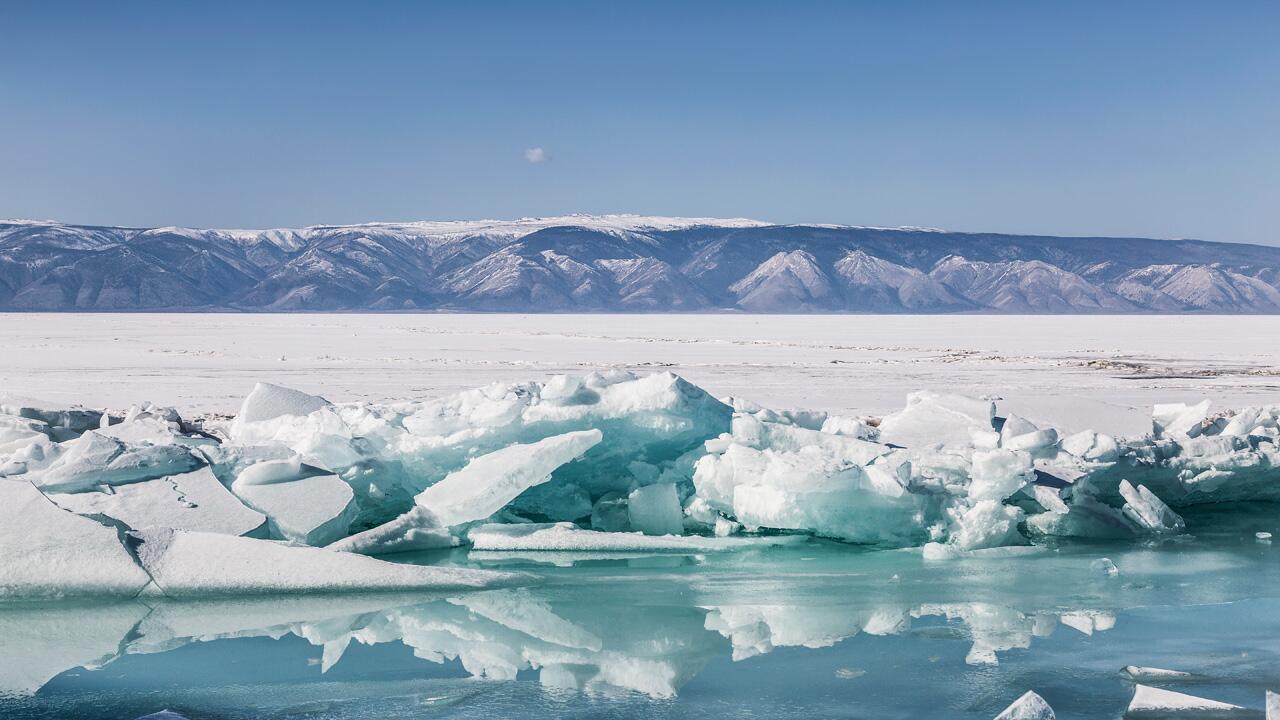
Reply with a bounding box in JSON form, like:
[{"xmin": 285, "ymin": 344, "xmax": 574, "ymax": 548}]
[{"xmin": 3, "ymin": 215, "xmax": 1279, "ymax": 313}]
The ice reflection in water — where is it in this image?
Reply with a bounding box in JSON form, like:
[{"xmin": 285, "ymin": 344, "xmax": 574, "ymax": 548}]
[{"xmin": 2, "ymin": 510, "xmax": 1279, "ymax": 718}]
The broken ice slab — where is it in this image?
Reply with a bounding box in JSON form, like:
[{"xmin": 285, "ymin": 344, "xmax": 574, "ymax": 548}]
[
  {"xmin": 22, "ymin": 430, "xmax": 203, "ymax": 493},
  {"xmin": 48, "ymin": 467, "xmax": 267, "ymax": 537},
  {"xmin": 327, "ymin": 507, "xmax": 458, "ymax": 555},
  {"xmin": 1125, "ymin": 684, "xmax": 1251, "ymax": 718},
  {"xmin": 1120, "ymin": 666, "xmax": 1201, "ymax": 682},
  {"xmin": 994, "ymin": 690, "xmax": 1055, "ymax": 720},
  {"xmin": 1267, "ymin": 690, "xmax": 1277, "ymax": 720},
  {"xmin": 0, "ymin": 480, "xmax": 151, "ymax": 599},
  {"xmin": 230, "ymin": 382, "xmax": 331, "ymax": 436},
  {"xmin": 232, "ymin": 471, "xmax": 357, "ymax": 546},
  {"xmin": 467, "ymin": 522, "xmax": 806, "ymax": 552},
  {"xmin": 414, "ymin": 429, "xmax": 602, "ymax": 527},
  {"xmin": 1120, "ymin": 480, "xmax": 1186, "ymax": 534},
  {"xmin": 131, "ymin": 528, "xmax": 530, "ymax": 597},
  {"xmin": 877, "ymin": 391, "xmax": 995, "ymax": 449}
]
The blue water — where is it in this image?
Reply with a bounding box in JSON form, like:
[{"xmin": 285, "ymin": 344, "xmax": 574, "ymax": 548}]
[{"xmin": 3, "ymin": 505, "xmax": 1278, "ymax": 719}]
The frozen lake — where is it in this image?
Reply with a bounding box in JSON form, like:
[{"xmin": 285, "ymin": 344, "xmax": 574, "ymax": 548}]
[
  {"xmin": 4, "ymin": 313, "xmax": 1280, "ymax": 435},
  {"xmin": 3, "ymin": 313, "xmax": 1280, "ymax": 719}
]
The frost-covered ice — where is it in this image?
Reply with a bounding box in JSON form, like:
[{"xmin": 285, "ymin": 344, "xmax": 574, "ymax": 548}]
[{"xmin": 994, "ymin": 691, "xmax": 1055, "ymax": 720}]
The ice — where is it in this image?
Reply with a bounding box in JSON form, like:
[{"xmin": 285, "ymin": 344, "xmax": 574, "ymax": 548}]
[
  {"xmin": 628, "ymin": 482, "xmax": 685, "ymax": 535},
  {"xmin": 1125, "ymin": 684, "xmax": 1247, "ymax": 717},
  {"xmin": 231, "ymin": 471, "xmax": 358, "ymax": 546},
  {"xmin": 1091, "ymin": 558, "xmax": 1120, "ymax": 577},
  {"xmin": 467, "ymin": 522, "xmax": 804, "ymax": 552},
  {"xmin": 416, "ymin": 430, "xmax": 602, "ymax": 526},
  {"xmin": 1120, "ymin": 666, "xmax": 1197, "ymax": 681},
  {"xmin": 1152, "ymin": 400, "xmax": 1212, "ymax": 438},
  {"xmin": 1267, "ymin": 690, "xmax": 1278, "ymax": 720},
  {"xmin": 878, "ymin": 391, "xmax": 996, "ymax": 449},
  {"xmin": 48, "ymin": 467, "xmax": 267, "ymax": 536},
  {"xmin": 131, "ymin": 528, "xmax": 527, "ymax": 597},
  {"xmin": 232, "ymin": 382, "xmax": 331, "ymax": 431},
  {"xmin": 1119, "ymin": 480, "xmax": 1186, "ymax": 534},
  {"xmin": 22, "ymin": 430, "xmax": 203, "ymax": 493},
  {"xmin": 133, "ymin": 712, "xmax": 191, "ymax": 720},
  {"xmin": 0, "ymin": 480, "xmax": 151, "ymax": 599},
  {"xmin": 994, "ymin": 690, "xmax": 1055, "ymax": 720},
  {"xmin": 327, "ymin": 507, "xmax": 458, "ymax": 555}
]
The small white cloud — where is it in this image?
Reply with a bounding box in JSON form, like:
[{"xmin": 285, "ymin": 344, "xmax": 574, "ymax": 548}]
[{"xmin": 524, "ymin": 147, "xmax": 548, "ymax": 164}]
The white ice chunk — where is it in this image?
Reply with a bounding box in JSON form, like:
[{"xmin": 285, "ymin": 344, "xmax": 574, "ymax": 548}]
[
  {"xmin": 232, "ymin": 473, "xmax": 357, "ymax": 546},
  {"xmin": 627, "ymin": 482, "xmax": 685, "ymax": 536},
  {"xmin": 327, "ymin": 506, "xmax": 458, "ymax": 555},
  {"xmin": 1266, "ymin": 690, "xmax": 1277, "ymax": 720},
  {"xmin": 48, "ymin": 467, "xmax": 266, "ymax": 536},
  {"xmin": 416, "ymin": 429, "xmax": 602, "ymax": 527},
  {"xmin": 1121, "ymin": 666, "xmax": 1196, "ymax": 681},
  {"xmin": 1126, "ymin": 684, "xmax": 1246, "ymax": 717},
  {"xmin": 26, "ymin": 431, "xmax": 202, "ymax": 493},
  {"xmin": 994, "ymin": 690, "xmax": 1055, "ymax": 720},
  {"xmin": 0, "ymin": 480, "xmax": 151, "ymax": 598},
  {"xmin": 1091, "ymin": 558, "xmax": 1119, "ymax": 577},
  {"xmin": 131, "ymin": 528, "xmax": 525, "ymax": 597},
  {"xmin": 468, "ymin": 522, "xmax": 804, "ymax": 552},
  {"xmin": 233, "ymin": 382, "xmax": 330, "ymax": 427},
  {"xmin": 234, "ymin": 455, "xmax": 318, "ymax": 485},
  {"xmin": 1152, "ymin": 400, "xmax": 1211, "ymax": 438},
  {"xmin": 878, "ymin": 391, "xmax": 995, "ymax": 448},
  {"xmin": 969, "ymin": 449, "xmax": 1033, "ymax": 501},
  {"xmin": 1119, "ymin": 480, "xmax": 1185, "ymax": 534}
]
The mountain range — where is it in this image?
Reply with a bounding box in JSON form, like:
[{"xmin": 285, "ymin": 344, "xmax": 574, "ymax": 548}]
[{"xmin": 3, "ymin": 215, "xmax": 1280, "ymax": 313}]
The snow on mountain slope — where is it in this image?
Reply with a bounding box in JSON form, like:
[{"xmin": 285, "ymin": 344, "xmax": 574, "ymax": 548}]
[
  {"xmin": 2, "ymin": 215, "xmax": 1279, "ymax": 312},
  {"xmin": 729, "ymin": 250, "xmax": 837, "ymax": 311},
  {"xmin": 930, "ymin": 256, "xmax": 1135, "ymax": 313},
  {"xmin": 833, "ymin": 250, "xmax": 971, "ymax": 311}
]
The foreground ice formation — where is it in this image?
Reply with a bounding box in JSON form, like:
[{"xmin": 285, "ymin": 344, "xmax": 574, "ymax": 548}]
[
  {"xmin": 2, "ymin": 371, "xmax": 1279, "ymax": 599},
  {"xmin": 994, "ymin": 690, "xmax": 1055, "ymax": 720}
]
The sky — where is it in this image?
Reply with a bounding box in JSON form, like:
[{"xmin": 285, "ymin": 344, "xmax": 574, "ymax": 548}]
[{"xmin": 1, "ymin": 1, "xmax": 1278, "ymax": 245}]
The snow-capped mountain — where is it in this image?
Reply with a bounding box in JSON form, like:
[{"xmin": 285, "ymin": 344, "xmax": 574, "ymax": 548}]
[{"xmin": 2, "ymin": 215, "xmax": 1279, "ymax": 313}]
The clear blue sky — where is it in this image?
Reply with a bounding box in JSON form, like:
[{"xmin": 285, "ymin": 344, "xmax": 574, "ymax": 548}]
[{"xmin": 2, "ymin": 1, "xmax": 1277, "ymax": 244}]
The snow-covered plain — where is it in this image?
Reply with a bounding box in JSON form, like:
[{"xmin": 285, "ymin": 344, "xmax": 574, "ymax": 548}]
[{"xmin": 4, "ymin": 313, "xmax": 1279, "ymax": 436}]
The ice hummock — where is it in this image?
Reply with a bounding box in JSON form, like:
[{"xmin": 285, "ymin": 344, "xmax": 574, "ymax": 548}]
[{"xmin": 6, "ymin": 372, "xmax": 1280, "ymax": 601}]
